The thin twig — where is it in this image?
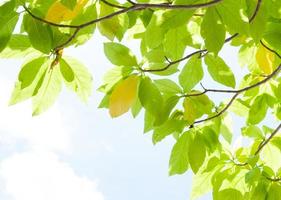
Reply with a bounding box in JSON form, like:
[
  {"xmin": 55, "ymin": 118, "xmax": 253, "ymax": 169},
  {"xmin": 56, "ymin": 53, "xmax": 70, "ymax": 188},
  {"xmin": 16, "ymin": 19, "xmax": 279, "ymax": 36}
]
[
  {"xmin": 183, "ymin": 64, "xmax": 281, "ymax": 97},
  {"xmin": 23, "ymin": 0, "xmax": 222, "ymax": 29},
  {"xmin": 255, "ymin": 123, "xmax": 281, "ymax": 155},
  {"xmin": 193, "ymin": 93, "xmax": 239, "ymax": 124},
  {"xmin": 54, "ymin": 28, "xmax": 81, "ymax": 51},
  {"xmin": 141, "ymin": 33, "xmax": 238, "ymax": 72},
  {"xmin": 249, "ymin": 0, "xmax": 262, "ymax": 23}
]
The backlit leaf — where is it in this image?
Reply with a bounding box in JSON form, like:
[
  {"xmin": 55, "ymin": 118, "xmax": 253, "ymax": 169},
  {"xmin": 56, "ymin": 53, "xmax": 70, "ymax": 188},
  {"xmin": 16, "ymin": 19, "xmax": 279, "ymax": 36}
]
[
  {"xmin": 256, "ymin": 44, "xmax": 275, "ymax": 74},
  {"xmin": 109, "ymin": 75, "xmax": 139, "ymax": 117}
]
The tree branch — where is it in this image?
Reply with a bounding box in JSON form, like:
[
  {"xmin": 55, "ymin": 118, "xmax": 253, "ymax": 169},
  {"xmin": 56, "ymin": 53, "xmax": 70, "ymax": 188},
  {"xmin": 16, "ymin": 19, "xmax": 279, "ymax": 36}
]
[
  {"xmin": 249, "ymin": 0, "xmax": 262, "ymax": 23},
  {"xmin": 232, "ymin": 123, "xmax": 281, "ymax": 182},
  {"xmin": 188, "ymin": 63, "xmax": 280, "ymax": 125},
  {"xmin": 140, "ymin": 33, "xmax": 238, "ymax": 73},
  {"xmin": 183, "ymin": 40, "xmax": 281, "ymax": 98},
  {"xmin": 255, "ymin": 123, "xmax": 281, "ymax": 155},
  {"xmin": 23, "ymin": 0, "xmax": 222, "ymax": 29},
  {"xmin": 54, "ymin": 28, "xmax": 81, "ymax": 51},
  {"xmin": 193, "ymin": 93, "xmax": 239, "ymax": 124}
]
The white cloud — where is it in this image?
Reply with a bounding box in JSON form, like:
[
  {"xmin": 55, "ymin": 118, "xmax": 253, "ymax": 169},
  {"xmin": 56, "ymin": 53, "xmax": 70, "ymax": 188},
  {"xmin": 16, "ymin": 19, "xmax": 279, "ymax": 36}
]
[
  {"xmin": 0, "ymin": 80, "xmax": 70, "ymax": 152},
  {"xmin": 0, "ymin": 151, "xmax": 104, "ymax": 200},
  {"xmin": 0, "ymin": 79, "xmax": 104, "ymax": 200}
]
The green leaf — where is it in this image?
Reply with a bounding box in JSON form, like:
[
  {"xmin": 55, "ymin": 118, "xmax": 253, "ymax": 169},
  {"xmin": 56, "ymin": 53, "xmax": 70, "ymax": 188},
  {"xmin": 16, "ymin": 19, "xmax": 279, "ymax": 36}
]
[
  {"xmin": 191, "ymin": 159, "xmax": 221, "ymax": 200},
  {"xmin": 179, "ymin": 56, "xmax": 203, "ymax": 92},
  {"xmin": 247, "ymin": 95, "xmax": 268, "ymax": 125},
  {"xmin": 183, "ymin": 94, "xmax": 213, "ymax": 125},
  {"xmin": 160, "ymin": 8, "xmax": 194, "ymax": 30},
  {"xmin": 61, "ymin": 0, "xmax": 76, "ymax": 10},
  {"xmin": 161, "ymin": 95, "xmax": 180, "ymax": 121},
  {"xmin": 220, "ymin": 114, "xmax": 233, "ymax": 143},
  {"xmin": 0, "ymin": 0, "xmax": 18, "ymax": 52},
  {"xmin": 9, "ymin": 57, "xmax": 48, "ymax": 105},
  {"xmin": 267, "ymin": 183, "xmax": 281, "ymax": 200},
  {"xmin": 60, "ymin": 59, "xmax": 75, "ymax": 82},
  {"xmin": 139, "ymin": 77, "xmax": 163, "ymax": 124},
  {"xmin": 60, "ymin": 57, "xmax": 92, "ymax": 102},
  {"xmin": 32, "ymin": 66, "xmax": 62, "ymax": 116},
  {"xmin": 71, "ymin": 4, "xmax": 97, "ymax": 46},
  {"xmin": 99, "ymin": 65, "xmax": 133, "ymax": 93},
  {"xmin": 241, "ymin": 125, "xmax": 263, "ymax": 139},
  {"xmin": 131, "ymin": 97, "xmax": 142, "ymax": 118},
  {"xmin": 250, "ymin": 181, "xmax": 268, "ymax": 200},
  {"xmin": 202, "ymin": 127, "xmax": 219, "ymax": 153},
  {"xmin": 215, "ymin": 189, "xmax": 243, "ymax": 200},
  {"xmin": 216, "ymin": 0, "xmax": 248, "ymax": 34},
  {"xmin": 104, "ymin": 42, "xmax": 137, "ymax": 67},
  {"xmin": 144, "ymin": 11, "xmax": 165, "ymax": 49},
  {"xmin": 205, "ymin": 54, "xmax": 236, "ymax": 88},
  {"xmin": 144, "ymin": 110, "xmax": 155, "ymax": 133},
  {"xmin": 249, "ymin": 0, "xmax": 268, "ymax": 43},
  {"xmin": 201, "ymin": 7, "xmax": 225, "ymax": 55},
  {"xmin": 188, "ymin": 134, "xmax": 206, "ymax": 174},
  {"xmin": 163, "ymin": 25, "xmax": 189, "ymax": 60},
  {"xmin": 263, "ymin": 22, "xmax": 281, "ymax": 53},
  {"xmin": 23, "ymin": 14, "xmax": 53, "ymax": 54},
  {"xmin": 245, "ymin": 167, "xmax": 261, "ymax": 184},
  {"xmin": 98, "ymin": 1, "xmax": 128, "ymax": 41},
  {"xmin": 261, "ymin": 142, "xmax": 281, "ymax": 172},
  {"xmin": 154, "ymin": 79, "xmax": 182, "ymax": 96},
  {"xmin": 169, "ymin": 131, "xmax": 191, "ymax": 176},
  {"xmin": 0, "ymin": 34, "xmax": 39, "ymax": 58},
  {"xmin": 153, "ymin": 119, "xmax": 186, "ymax": 144},
  {"xmin": 19, "ymin": 57, "xmax": 46, "ymax": 89}
]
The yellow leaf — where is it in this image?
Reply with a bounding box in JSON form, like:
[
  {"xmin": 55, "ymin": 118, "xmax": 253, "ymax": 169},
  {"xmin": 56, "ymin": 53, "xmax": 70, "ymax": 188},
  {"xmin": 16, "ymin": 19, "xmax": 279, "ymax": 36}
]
[
  {"xmin": 109, "ymin": 75, "xmax": 139, "ymax": 118},
  {"xmin": 183, "ymin": 97, "xmax": 197, "ymax": 125},
  {"xmin": 45, "ymin": 0, "xmax": 88, "ymax": 23},
  {"xmin": 256, "ymin": 45, "xmax": 275, "ymax": 74}
]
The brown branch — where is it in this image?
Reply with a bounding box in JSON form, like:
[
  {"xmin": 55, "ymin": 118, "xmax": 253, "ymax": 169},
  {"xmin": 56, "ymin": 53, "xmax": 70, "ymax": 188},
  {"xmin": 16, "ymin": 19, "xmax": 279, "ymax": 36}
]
[
  {"xmin": 141, "ymin": 0, "xmax": 262, "ymax": 73},
  {"xmin": 141, "ymin": 33, "xmax": 238, "ymax": 73},
  {"xmin": 255, "ymin": 123, "xmax": 281, "ymax": 155},
  {"xmin": 249, "ymin": 0, "xmax": 262, "ymax": 23},
  {"xmin": 193, "ymin": 93, "xmax": 239, "ymax": 124},
  {"xmin": 232, "ymin": 123, "xmax": 281, "ymax": 182},
  {"xmin": 188, "ymin": 63, "xmax": 280, "ymax": 125},
  {"xmin": 23, "ymin": 0, "xmax": 222, "ymax": 29},
  {"xmin": 260, "ymin": 40, "xmax": 281, "ymax": 59},
  {"xmin": 266, "ymin": 176, "xmax": 281, "ymax": 182},
  {"xmin": 141, "ymin": 49, "xmax": 206, "ymax": 72},
  {"xmin": 183, "ymin": 64, "xmax": 281, "ymax": 97},
  {"xmin": 130, "ymin": 0, "xmax": 222, "ymax": 10},
  {"xmin": 54, "ymin": 28, "xmax": 81, "ymax": 51}
]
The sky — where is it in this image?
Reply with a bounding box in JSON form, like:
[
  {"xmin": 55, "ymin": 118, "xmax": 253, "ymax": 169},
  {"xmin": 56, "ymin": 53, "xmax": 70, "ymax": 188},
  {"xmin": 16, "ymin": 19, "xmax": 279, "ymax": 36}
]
[
  {"xmin": 0, "ymin": 31, "xmax": 202, "ymax": 200},
  {"xmin": 0, "ymin": 25, "xmax": 265, "ymax": 199}
]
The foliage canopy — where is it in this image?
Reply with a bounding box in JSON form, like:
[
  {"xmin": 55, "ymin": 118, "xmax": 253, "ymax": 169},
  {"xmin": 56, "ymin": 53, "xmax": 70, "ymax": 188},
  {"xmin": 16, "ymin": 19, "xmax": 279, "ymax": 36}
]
[{"xmin": 0, "ymin": 0, "xmax": 281, "ymax": 199}]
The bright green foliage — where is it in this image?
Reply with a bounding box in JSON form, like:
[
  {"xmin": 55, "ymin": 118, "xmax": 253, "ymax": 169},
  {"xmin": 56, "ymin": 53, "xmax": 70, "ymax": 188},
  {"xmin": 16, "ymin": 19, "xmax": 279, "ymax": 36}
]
[
  {"xmin": 205, "ymin": 54, "xmax": 236, "ymax": 88},
  {"xmin": 0, "ymin": 0, "xmax": 18, "ymax": 52},
  {"xmin": 0, "ymin": 0, "xmax": 281, "ymax": 199},
  {"xmin": 201, "ymin": 7, "xmax": 225, "ymax": 55},
  {"xmin": 179, "ymin": 56, "xmax": 203, "ymax": 92}
]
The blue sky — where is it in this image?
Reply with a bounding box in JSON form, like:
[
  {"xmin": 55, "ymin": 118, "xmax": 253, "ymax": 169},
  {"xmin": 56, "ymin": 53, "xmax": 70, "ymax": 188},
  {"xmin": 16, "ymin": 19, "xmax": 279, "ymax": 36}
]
[
  {"xmin": 0, "ymin": 31, "xmax": 250, "ymax": 200},
  {"xmin": 0, "ymin": 32, "xmax": 195, "ymax": 200}
]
